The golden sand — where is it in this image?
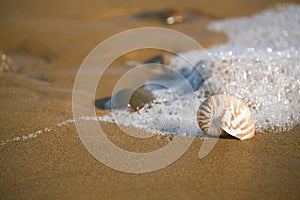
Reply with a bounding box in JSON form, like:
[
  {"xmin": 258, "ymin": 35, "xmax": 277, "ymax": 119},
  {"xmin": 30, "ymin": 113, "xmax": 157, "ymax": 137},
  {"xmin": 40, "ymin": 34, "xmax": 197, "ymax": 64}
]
[{"xmin": 0, "ymin": 0, "xmax": 300, "ymax": 199}]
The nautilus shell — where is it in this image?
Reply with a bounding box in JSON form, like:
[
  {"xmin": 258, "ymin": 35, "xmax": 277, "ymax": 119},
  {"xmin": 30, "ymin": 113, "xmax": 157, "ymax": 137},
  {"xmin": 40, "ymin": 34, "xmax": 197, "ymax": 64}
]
[{"xmin": 197, "ymin": 95, "xmax": 255, "ymax": 140}]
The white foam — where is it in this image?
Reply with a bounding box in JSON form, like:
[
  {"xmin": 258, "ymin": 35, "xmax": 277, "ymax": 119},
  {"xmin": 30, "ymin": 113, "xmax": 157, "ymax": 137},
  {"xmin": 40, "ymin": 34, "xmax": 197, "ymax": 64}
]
[
  {"xmin": 0, "ymin": 119, "xmax": 74, "ymax": 146},
  {"xmin": 99, "ymin": 4, "xmax": 300, "ymax": 136}
]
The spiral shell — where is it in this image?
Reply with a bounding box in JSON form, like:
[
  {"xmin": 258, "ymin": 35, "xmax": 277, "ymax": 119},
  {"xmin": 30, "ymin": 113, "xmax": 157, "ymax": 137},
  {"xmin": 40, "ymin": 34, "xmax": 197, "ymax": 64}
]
[{"xmin": 197, "ymin": 95, "xmax": 255, "ymax": 140}]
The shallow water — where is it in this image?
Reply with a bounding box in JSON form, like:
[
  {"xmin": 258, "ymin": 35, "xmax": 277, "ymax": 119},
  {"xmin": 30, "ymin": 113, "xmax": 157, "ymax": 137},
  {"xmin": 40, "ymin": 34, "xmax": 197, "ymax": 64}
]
[
  {"xmin": 0, "ymin": 3, "xmax": 299, "ymax": 145},
  {"xmin": 100, "ymin": 4, "xmax": 300, "ymax": 135}
]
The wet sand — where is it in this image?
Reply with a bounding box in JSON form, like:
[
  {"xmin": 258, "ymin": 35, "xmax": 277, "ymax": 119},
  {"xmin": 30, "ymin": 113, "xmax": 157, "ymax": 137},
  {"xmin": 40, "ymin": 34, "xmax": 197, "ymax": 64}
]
[{"xmin": 1, "ymin": 0, "xmax": 300, "ymax": 199}]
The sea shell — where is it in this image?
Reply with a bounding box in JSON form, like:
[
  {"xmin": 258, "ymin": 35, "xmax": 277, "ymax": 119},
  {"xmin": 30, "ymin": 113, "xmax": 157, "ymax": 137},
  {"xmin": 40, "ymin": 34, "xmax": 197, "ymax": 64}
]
[{"xmin": 197, "ymin": 95, "xmax": 255, "ymax": 140}]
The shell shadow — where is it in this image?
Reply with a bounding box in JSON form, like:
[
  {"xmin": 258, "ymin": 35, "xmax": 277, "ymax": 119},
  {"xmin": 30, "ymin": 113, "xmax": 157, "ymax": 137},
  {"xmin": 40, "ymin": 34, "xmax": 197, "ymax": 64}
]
[{"xmin": 203, "ymin": 132, "xmax": 238, "ymax": 140}]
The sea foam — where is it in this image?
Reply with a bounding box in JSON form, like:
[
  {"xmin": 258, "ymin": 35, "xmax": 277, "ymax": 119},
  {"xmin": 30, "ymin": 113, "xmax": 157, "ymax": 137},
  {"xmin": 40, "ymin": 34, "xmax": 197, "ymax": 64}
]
[{"xmin": 100, "ymin": 4, "xmax": 300, "ymax": 135}]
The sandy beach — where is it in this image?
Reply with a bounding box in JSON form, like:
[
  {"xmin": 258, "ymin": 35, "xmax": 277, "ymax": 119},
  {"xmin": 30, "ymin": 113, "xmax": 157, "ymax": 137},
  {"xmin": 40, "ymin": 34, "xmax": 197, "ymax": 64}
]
[{"xmin": 1, "ymin": 0, "xmax": 300, "ymax": 199}]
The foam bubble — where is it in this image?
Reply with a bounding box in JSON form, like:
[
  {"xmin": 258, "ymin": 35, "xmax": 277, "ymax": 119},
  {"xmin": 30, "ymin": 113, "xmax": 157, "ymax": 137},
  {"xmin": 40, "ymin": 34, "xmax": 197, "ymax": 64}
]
[{"xmin": 100, "ymin": 4, "xmax": 300, "ymax": 135}]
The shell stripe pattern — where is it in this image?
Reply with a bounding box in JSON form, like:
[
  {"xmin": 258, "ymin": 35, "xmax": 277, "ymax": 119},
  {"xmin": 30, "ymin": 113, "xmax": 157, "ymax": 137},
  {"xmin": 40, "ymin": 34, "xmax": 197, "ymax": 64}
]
[{"xmin": 197, "ymin": 95, "xmax": 255, "ymax": 140}]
